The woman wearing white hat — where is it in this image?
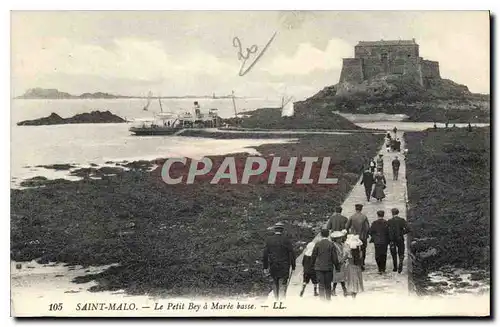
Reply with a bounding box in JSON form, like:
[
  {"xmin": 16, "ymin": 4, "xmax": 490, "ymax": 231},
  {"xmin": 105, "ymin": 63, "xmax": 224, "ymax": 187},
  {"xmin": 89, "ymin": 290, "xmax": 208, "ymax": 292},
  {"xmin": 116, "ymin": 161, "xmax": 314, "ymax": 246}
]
[
  {"xmin": 344, "ymin": 234, "xmax": 365, "ymax": 298},
  {"xmin": 330, "ymin": 230, "xmax": 349, "ymax": 297}
]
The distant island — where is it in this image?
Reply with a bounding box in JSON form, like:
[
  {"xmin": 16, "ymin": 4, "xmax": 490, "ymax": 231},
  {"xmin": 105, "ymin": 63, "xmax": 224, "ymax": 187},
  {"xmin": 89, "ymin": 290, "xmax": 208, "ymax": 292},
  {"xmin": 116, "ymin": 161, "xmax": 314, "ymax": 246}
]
[
  {"xmin": 15, "ymin": 88, "xmax": 242, "ymax": 100},
  {"xmin": 17, "ymin": 110, "xmax": 126, "ymax": 126}
]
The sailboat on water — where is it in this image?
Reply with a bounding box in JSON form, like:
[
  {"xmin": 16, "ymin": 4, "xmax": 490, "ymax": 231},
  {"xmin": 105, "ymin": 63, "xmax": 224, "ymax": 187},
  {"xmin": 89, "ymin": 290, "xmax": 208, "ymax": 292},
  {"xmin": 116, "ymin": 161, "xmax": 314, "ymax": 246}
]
[
  {"xmin": 281, "ymin": 95, "xmax": 294, "ymax": 117},
  {"xmin": 143, "ymin": 91, "xmax": 153, "ymax": 111}
]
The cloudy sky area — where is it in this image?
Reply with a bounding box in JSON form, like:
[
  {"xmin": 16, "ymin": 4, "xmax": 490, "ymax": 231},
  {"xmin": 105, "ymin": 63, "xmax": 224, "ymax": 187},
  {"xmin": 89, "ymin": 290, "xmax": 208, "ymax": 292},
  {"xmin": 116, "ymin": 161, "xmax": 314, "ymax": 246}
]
[{"xmin": 11, "ymin": 11, "xmax": 489, "ymax": 100}]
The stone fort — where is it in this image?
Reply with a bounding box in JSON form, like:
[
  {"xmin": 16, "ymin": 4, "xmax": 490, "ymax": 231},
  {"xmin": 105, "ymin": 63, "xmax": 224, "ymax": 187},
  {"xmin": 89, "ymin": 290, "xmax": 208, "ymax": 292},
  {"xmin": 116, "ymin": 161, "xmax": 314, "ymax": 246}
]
[{"xmin": 339, "ymin": 39, "xmax": 440, "ymax": 87}]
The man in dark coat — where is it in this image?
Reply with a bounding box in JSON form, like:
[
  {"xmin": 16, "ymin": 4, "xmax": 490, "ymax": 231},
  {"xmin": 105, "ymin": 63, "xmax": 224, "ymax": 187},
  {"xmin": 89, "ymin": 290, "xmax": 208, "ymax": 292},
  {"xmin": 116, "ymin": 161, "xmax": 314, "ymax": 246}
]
[
  {"xmin": 360, "ymin": 168, "xmax": 375, "ymax": 201},
  {"xmin": 263, "ymin": 222, "xmax": 296, "ymax": 300},
  {"xmin": 392, "ymin": 156, "xmax": 401, "ymax": 181},
  {"xmin": 376, "ymin": 154, "xmax": 384, "ymax": 173},
  {"xmin": 311, "ymin": 229, "xmax": 340, "ymax": 301},
  {"xmin": 346, "ymin": 204, "xmax": 370, "ymax": 270},
  {"xmin": 326, "ymin": 206, "xmax": 348, "ymax": 232},
  {"xmin": 368, "ymin": 210, "xmax": 390, "ymax": 274},
  {"xmin": 388, "ymin": 208, "xmax": 410, "ymax": 273},
  {"xmin": 395, "ymin": 139, "xmax": 401, "ymax": 152}
]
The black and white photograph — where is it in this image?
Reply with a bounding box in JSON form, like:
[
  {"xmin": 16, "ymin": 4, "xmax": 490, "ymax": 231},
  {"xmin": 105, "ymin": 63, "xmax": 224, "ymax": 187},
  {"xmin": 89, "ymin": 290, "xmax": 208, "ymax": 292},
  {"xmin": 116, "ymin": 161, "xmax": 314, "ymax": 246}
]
[{"xmin": 9, "ymin": 10, "xmax": 491, "ymax": 317}]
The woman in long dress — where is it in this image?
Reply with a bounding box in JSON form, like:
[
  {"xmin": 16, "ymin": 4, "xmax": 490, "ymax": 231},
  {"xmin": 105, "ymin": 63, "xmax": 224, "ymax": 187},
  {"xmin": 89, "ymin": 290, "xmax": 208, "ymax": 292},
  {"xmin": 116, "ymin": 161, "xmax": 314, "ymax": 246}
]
[
  {"xmin": 372, "ymin": 170, "xmax": 387, "ymax": 202},
  {"xmin": 345, "ymin": 234, "xmax": 364, "ymax": 298},
  {"xmin": 331, "ymin": 230, "xmax": 348, "ymax": 297}
]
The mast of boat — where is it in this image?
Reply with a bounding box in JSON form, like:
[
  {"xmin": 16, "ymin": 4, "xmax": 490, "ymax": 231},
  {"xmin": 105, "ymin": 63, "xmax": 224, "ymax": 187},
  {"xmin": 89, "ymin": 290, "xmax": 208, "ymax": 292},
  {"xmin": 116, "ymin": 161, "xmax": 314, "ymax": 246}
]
[{"xmin": 231, "ymin": 90, "xmax": 238, "ymax": 117}]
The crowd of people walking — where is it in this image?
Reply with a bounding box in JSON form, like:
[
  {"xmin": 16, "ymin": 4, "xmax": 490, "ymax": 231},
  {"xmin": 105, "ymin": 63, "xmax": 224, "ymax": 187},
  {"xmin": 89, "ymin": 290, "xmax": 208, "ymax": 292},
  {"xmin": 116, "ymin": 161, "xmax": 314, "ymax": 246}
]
[
  {"xmin": 262, "ymin": 129, "xmax": 410, "ymax": 301},
  {"xmin": 263, "ymin": 203, "xmax": 410, "ymax": 301}
]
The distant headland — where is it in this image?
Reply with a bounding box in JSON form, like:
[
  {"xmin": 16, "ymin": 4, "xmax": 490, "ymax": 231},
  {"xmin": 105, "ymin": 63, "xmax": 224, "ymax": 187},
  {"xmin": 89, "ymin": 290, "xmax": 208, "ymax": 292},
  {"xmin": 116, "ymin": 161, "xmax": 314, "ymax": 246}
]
[{"xmin": 15, "ymin": 88, "xmax": 241, "ymax": 100}]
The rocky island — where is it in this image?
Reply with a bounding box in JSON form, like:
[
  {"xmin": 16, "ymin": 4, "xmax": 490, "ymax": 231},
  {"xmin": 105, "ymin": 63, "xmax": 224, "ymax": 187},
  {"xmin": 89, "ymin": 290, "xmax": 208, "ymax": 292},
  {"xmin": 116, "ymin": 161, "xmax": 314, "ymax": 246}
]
[
  {"xmin": 15, "ymin": 88, "xmax": 242, "ymax": 100},
  {"xmin": 17, "ymin": 110, "xmax": 126, "ymax": 126},
  {"xmin": 298, "ymin": 39, "xmax": 490, "ymax": 123},
  {"xmin": 15, "ymin": 88, "xmax": 131, "ymax": 99}
]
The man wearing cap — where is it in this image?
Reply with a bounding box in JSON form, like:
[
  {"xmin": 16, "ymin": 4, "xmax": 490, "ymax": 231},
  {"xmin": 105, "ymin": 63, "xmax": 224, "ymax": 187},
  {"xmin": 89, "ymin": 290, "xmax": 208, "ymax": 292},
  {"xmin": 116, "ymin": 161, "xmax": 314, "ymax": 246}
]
[
  {"xmin": 345, "ymin": 204, "xmax": 370, "ymax": 271},
  {"xmin": 326, "ymin": 206, "xmax": 348, "ymax": 232},
  {"xmin": 263, "ymin": 222, "xmax": 296, "ymax": 300},
  {"xmin": 392, "ymin": 156, "xmax": 401, "ymax": 181},
  {"xmin": 388, "ymin": 208, "xmax": 410, "ymax": 273},
  {"xmin": 311, "ymin": 229, "xmax": 340, "ymax": 301},
  {"xmin": 368, "ymin": 210, "xmax": 390, "ymax": 274}
]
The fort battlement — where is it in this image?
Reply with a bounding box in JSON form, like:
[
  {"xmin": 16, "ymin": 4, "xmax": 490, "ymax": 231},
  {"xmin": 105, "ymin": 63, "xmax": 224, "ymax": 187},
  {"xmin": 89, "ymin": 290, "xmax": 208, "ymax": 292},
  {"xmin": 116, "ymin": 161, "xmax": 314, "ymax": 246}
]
[{"xmin": 339, "ymin": 39, "xmax": 440, "ymax": 87}]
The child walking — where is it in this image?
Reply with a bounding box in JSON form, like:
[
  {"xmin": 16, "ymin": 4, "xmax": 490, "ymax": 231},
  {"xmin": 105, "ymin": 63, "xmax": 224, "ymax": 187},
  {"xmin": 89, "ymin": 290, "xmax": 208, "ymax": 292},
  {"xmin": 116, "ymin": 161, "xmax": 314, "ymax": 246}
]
[{"xmin": 300, "ymin": 242, "xmax": 319, "ymax": 297}]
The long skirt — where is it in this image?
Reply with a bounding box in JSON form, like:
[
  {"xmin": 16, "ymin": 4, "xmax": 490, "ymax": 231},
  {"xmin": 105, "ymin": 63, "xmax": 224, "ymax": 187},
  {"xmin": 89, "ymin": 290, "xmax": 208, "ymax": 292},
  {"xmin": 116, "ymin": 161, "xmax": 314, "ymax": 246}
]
[
  {"xmin": 372, "ymin": 184, "xmax": 386, "ymax": 200},
  {"xmin": 332, "ymin": 263, "xmax": 347, "ymax": 283},
  {"xmin": 345, "ymin": 264, "xmax": 364, "ymax": 294}
]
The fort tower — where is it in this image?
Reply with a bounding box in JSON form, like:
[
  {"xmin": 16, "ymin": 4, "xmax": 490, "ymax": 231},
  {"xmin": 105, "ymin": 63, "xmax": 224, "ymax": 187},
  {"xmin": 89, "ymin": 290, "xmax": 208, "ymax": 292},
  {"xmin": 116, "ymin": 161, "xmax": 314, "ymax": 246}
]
[{"xmin": 339, "ymin": 39, "xmax": 440, "ymax": 88}]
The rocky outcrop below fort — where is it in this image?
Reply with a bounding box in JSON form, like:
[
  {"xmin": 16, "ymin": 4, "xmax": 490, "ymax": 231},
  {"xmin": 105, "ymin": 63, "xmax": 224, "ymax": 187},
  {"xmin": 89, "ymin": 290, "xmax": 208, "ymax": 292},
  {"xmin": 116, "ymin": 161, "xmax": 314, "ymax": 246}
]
[
  {"xmin": 17, "ymin": 110, "xmax": 126, "ymax": 126},
  {"xmin": 300, "ymin": 74, "xmax": 490, "ymax": 123},
  {"xmin": 225, "ymin": 105, "xmax": 362, "ymax": 130}
]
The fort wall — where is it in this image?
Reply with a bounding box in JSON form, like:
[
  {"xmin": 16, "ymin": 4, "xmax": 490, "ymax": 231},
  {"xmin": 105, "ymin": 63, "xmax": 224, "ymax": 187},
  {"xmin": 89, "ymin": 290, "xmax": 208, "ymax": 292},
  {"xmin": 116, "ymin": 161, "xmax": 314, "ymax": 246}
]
[
  {"xmin": 421, "ymin": 60, "xmax": 440, "ymax": 79},
  {"xmin": 339, "ymin": 40, "xmax": 440, "ymax": 88},
  {"xmin": 339, "ymin": 58, "xmax": 364, "ymax": 83}
]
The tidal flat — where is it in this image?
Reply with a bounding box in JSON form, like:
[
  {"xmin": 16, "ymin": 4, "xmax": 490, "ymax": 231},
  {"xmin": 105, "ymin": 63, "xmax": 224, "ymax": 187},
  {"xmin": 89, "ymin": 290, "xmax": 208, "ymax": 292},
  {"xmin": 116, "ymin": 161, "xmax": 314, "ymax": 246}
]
[{"xmin": 11, "ymin": 133, "xmax": 383, "ymax": 297}]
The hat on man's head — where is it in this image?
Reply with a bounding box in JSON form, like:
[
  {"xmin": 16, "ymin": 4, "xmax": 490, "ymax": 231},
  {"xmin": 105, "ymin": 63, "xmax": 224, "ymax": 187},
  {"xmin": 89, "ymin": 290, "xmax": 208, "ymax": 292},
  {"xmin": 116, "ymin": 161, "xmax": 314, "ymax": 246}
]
[{"xmin": 331, "ymin": 231, "xmax": 344, "ymax": 239}]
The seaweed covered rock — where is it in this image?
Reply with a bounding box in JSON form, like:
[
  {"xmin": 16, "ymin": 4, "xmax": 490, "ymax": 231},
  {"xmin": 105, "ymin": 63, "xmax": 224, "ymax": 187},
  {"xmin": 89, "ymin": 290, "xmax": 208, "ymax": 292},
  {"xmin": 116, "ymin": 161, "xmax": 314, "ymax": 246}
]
[
  {"xmin": 11, "ymin": 133, "xmax": 383, "ymax": 297},
  {"xmin": 406, "ymin": 127, "xmax": 490, "ymax": 293}
]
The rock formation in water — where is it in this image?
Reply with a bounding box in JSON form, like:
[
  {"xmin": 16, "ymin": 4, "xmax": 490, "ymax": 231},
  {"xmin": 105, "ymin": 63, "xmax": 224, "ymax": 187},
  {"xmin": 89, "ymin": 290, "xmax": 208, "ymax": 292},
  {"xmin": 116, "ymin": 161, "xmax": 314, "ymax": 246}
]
[{"xmin": 17, "ymin": 111, "xmax": 126, "ymax": 126}]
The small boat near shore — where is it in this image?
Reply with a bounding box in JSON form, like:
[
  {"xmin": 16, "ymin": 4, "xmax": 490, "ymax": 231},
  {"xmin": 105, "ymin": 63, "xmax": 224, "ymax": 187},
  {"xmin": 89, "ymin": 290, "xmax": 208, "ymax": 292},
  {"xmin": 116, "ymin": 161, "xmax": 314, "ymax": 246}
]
[{"xmin": 129, "ymin": 99, "xmax": 221, "ymax": 136}]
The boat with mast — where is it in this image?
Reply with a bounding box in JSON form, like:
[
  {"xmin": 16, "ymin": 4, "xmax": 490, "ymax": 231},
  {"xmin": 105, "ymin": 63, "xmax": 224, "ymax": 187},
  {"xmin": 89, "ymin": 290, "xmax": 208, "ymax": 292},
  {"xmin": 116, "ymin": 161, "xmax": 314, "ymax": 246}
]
[{"xmin": 129, "ymin": 95, "xmax": 220, "ymax": 136}]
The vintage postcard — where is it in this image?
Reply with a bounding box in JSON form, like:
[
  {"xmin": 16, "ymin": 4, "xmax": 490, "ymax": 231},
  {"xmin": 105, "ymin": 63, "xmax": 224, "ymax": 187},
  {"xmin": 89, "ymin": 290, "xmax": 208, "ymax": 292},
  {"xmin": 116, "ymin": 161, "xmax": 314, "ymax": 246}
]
[{"xmin": 10, "ymin": 10, "xmax": 490, "ymax": 317}]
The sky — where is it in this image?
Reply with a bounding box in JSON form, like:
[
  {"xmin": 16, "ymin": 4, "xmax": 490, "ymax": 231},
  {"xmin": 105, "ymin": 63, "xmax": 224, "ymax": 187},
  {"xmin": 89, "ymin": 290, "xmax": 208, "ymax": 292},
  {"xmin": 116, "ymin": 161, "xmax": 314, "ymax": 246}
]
[{"xmin": 11, "ymin": 11, "xmax": 490, "ymax": 100}]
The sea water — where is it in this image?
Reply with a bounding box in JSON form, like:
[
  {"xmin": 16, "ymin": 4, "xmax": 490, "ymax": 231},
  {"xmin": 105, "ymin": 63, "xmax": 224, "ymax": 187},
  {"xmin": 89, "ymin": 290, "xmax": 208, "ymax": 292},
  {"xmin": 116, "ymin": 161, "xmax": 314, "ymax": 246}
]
[{"xmin": 10, "ymin": 98, "xmax": 489, "ymax": 186}]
